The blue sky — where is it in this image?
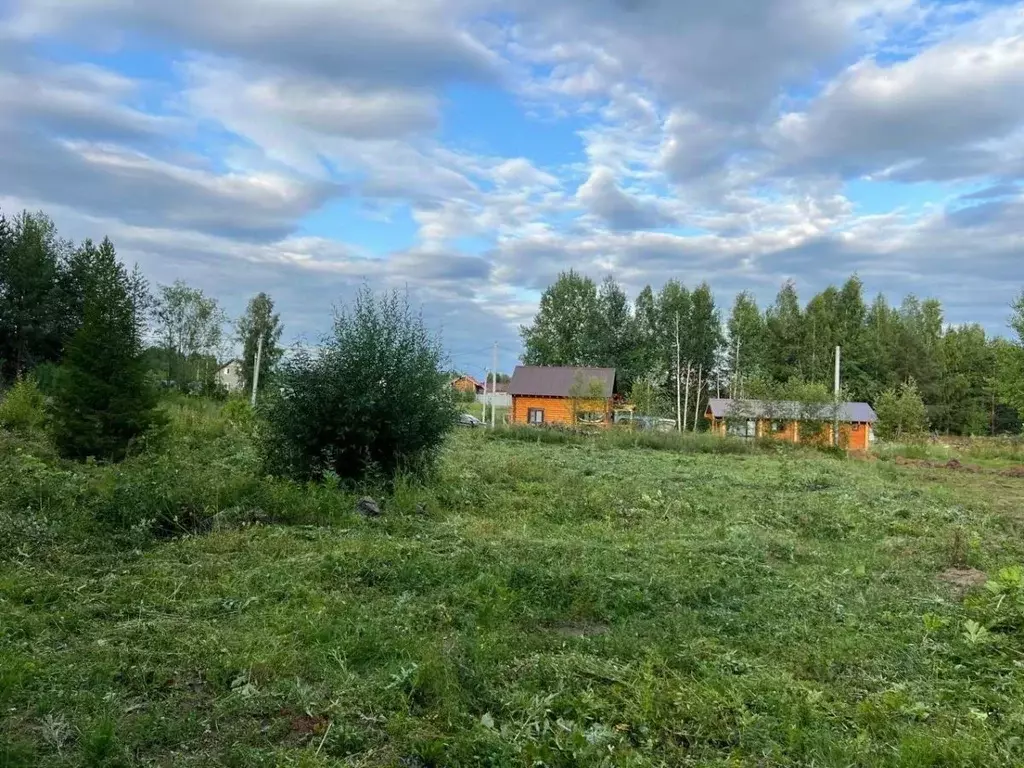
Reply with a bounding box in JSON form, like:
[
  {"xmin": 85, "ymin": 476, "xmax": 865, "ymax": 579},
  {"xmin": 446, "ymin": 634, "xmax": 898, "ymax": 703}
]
[{"xmin": 1, "ymin": 0, "xmax": 1023, "ymax": 378}]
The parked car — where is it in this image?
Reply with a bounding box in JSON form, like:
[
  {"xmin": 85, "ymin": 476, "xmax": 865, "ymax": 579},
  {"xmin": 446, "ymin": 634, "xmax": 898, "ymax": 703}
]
[{"xmin": 458, "ymin": 413, "xmax": 483, "ymax": 428}]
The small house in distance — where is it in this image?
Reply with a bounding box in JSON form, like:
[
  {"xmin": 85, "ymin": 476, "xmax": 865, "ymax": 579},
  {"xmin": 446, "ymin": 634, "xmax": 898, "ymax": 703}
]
[
  {"xmin": 509, "ymin": 366, "xmax": 616, "ymax": 427},
  {"xmin": 217, "ymin": 359, "xmax": 244, "ymax": 393},
  {"xmin": 705, "ymin": 398, "xmax": 878, "ymax": 450},
  {"xmin": 451, "ymin": 375, "xmax": 485, "ymax": 395}
]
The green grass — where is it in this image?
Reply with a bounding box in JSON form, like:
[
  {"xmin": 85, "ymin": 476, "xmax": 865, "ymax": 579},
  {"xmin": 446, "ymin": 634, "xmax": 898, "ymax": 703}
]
[
  {"xmin": 876, "ymin": 437, "xmax": 1024, "ymax": 469},
  {"xmin": 3, "ymin": 400, "xmax": 1024, "ymax": 766}
]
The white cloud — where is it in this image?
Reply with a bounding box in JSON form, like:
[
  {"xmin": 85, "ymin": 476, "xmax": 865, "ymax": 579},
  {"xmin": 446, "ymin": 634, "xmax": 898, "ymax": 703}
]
[{"xmin": 772, "ymin": 30, "xmax": 1024, "ymax": 179}]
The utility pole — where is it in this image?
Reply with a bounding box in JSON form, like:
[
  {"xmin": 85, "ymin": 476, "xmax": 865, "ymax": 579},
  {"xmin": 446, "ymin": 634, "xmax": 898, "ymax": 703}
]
[
  {"xmin": 675, "ymin": 313, "xmax": 682, "ymax": 432},
  {"xmin": 734, "ymin": 338, "xmax": 741, "ymax": 398},
  {"xmin": 250, "ymin": 333, "xmax": 264, "ymax": 408},
  {"xmin": 693, "ymin": 364, "xmax": 703, "ymax": 432},
  {"xmin": 833, "ymin": 345, "xmax": 841, "ymax": 448},
  {"xmin": 491, "ymin": 342, "xmax": 498, "ymax": 429},
  {"xmin": 683, "ymin": 362, "xmax": 692, "ymax": 432}
]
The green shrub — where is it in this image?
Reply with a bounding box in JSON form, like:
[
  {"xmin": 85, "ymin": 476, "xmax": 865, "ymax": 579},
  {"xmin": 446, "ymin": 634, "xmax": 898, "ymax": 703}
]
[
  {"xmin": 876, "ymin": 379, "xmax": 928, "ymax": 441},
  {"xmin": 0, "ymin": 377, "xmax": 47, "ymax": 432},
  {"xmin": 259, "ymin": 288, "xmax": 457, "ymax": 483}
]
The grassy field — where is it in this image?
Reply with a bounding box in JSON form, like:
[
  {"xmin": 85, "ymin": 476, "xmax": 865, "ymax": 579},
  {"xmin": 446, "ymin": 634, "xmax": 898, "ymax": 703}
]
[{"xmin": 3, "ymin": 400, "xmax": 1024, "ymax": 766}]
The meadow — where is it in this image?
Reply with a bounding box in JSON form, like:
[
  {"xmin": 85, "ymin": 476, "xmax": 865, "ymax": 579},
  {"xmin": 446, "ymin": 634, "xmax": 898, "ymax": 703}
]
[{"xmin": 3, "ymin": 399, "xmax": 1024, "ymax": 767}]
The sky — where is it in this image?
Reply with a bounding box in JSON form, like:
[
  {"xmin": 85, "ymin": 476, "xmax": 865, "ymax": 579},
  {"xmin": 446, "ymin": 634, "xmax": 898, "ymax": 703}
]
[{"xmin": 1, "ymin": 0, "xmax": 1023, "ymax": 379}]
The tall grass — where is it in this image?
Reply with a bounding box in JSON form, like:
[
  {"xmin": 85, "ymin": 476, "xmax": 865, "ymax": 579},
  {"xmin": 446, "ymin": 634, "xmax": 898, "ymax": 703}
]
[{"xmin": 485, "ymin": 424, "xmax": 841, "ymax": 457}]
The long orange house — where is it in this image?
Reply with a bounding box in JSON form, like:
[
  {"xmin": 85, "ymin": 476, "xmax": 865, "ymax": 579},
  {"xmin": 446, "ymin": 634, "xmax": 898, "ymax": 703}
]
[
  {"xmin": 509, "ymin": 366, "xmax": 616, "ymax": 426},
  {"xmin": 705, "ymin": 398, "xmax": 878, "ymax": 450}
]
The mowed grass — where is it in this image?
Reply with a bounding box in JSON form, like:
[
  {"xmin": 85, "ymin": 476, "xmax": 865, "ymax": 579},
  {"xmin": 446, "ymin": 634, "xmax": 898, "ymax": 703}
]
[{"xmin": 3, "ymin": 404, "xmax": 1024, "ymax": 766}]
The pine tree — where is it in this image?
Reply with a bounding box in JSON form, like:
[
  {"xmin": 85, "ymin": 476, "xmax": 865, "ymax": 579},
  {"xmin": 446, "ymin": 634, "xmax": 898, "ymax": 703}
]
[
  {"xmin": 0, "ymin": 212, "xmax": 67, "ymax": 381},
  {"xmin": 51, "ymin": 238, "xmax": 161, "ymax": 461}
]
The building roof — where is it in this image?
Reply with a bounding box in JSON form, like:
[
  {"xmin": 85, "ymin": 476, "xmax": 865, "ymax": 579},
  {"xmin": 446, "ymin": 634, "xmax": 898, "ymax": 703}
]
[
  {"xmin": 706, "ymin": 398, "xmax": 878, "ymax": 423},
  {"xmin": 451, "ymin": 374, "xmax": 483, "ymax": 387},
  {"xmin": 217, "ymin": 358, "xmax": 241, "ymax": 372},
  {"xmin": 509, "ymin": 366, "xmax": 616, "ymax": 398}
]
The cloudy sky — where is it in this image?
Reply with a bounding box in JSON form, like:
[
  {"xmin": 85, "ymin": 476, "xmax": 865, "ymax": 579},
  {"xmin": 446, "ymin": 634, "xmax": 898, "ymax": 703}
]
[{"xmin": 1, "ymin": 0, "xmax": 1023, "ymax": 376}]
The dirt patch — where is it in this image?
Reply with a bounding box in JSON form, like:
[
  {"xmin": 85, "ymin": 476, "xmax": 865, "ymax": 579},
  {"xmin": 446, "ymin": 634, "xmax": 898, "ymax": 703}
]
[
  {"xmin": 549, "ymin": 621, "xmax": 610, "ymax": 638},
  {"xmin": 938, "ymin": 567, "xmax": 988, "ymax": 594},
  {"xmin": 285, "ymin": 712, "xmax": 329, "ymax": 737},
  {"xmin": 892, "ymin": 456, "xmax": 1004, "ymax": 474}
]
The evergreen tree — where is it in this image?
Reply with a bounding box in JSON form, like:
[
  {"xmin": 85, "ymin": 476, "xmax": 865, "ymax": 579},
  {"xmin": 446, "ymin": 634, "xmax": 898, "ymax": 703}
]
[
  {"xmin": 237, "ymin": 292, "xmax": 284, "ymax": 395},
  {"xmin": 0, "ymin": 212, "xmax": 68, "ymax": 381},
  {"xmin": 50, "ymin": 238, "xmax": 160, "ymax": 461}
]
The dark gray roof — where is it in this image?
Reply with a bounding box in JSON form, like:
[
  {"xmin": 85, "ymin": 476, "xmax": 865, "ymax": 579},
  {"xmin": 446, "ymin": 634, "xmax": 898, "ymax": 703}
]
[
  {"xmin": 509, "ymin": 366, "xmax": 616, "ymax": 398},
  {"xmin": 707, "ymin": 398, "xmax": 878, "ymax": 423}
]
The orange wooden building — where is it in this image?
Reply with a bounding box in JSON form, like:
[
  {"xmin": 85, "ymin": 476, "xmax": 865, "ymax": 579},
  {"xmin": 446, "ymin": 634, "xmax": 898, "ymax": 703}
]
[
  {"xmin": 705, "ymin": 398, "xmax": 878, "ymax": 451},
  {"xmin": 451, "ymin": 375, "xmax": 484, "ymax": 395},
  {"xmin": 508, "ymin": 366, "xmax": 616, "ymax": 427}
]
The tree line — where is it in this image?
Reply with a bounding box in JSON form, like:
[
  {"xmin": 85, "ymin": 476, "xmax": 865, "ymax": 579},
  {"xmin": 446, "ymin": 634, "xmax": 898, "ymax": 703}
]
[
  {"xmin": 1, "ymin": 209, "xmax": 455, "ymax": 482},
  {"xmin": 521, "ymin": 270, "xmax": 1024, "ymax": 436},
  {"xmin": 0, "ymin": 210, "xmax": 284, "ymax": 458},
  {"xmin": 0, "ymin": 211, "xmax": 284, "ymax": 394}
]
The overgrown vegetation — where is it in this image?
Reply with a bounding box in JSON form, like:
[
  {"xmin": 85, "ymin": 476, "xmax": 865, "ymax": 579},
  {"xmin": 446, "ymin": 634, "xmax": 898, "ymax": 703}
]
[
  {"xmin": 259, "ymin": 288, "xmax": 457, "ymax": 482},
  {"xmin": 4, "ymin": 397, "xmax": 1024, "ymax": 766},
  {"xmin": 875, "ymin": 379, "xmax": 929, "ymax": 441}
]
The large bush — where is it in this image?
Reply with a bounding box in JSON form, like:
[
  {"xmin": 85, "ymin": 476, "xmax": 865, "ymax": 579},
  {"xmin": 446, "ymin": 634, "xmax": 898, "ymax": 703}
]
[
  {"xmin": 0, "ymin": 376, "xmax": 47, "ymax": 432},
  {"xmin": 259, "ymin": 288, "xmax": 457, "ymax": 482},
  {"xmin": 876, "ymin": 379, "xmax": 928, "ymax": 440}
]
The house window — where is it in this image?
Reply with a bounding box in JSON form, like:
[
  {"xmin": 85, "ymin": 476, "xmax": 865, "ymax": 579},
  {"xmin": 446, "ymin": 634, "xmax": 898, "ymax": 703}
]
[
  {"xmin": 528, "ymin": 408, "xmax": 545, "ymax": 425},
  {"xmin": 772, "ymin": 420, "xmax": 787, "ymax": 434},
  {"xmin": 727, "ymin": 420, "xmax": 757, "ymax": 439}
]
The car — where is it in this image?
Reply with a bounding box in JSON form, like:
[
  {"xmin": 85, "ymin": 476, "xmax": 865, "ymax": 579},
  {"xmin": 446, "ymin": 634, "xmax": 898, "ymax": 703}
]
[{"xmin": 458, "ymin": 413, "xmax": 484, "ymax": 427}]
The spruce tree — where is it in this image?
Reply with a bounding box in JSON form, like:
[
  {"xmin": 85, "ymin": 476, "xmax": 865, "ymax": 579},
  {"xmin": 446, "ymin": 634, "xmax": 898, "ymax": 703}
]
[{"xmin": 51, "ymin": 238, "xmax": 160, "ymax": 461}]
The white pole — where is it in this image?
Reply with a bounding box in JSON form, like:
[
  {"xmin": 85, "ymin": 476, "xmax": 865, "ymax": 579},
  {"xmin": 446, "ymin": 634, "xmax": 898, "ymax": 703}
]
[
  {"xmin": 675, "ymin": 313, "xmax": 682, "ymax": 432},
  {"xmin": 693, "ymin": 364, "xmax": 703, "ymax": 432},
  {"xmin": 833, "ymin": 345, "xmax": 841, "ymax": 447},
  {"xmin": 250, "ymin": 333, "xmax": 264, "ymax": 408},
  {"xmin": 491, "ymin": 342, "xmax": 498, "ymax": 429},
  {"xmin": 734, "ymin": 338, "xmax": 741, "ymax": 398},
  {"xmin": 682, "ymin": 362, "xmax": 692, "ymax": 432}
]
